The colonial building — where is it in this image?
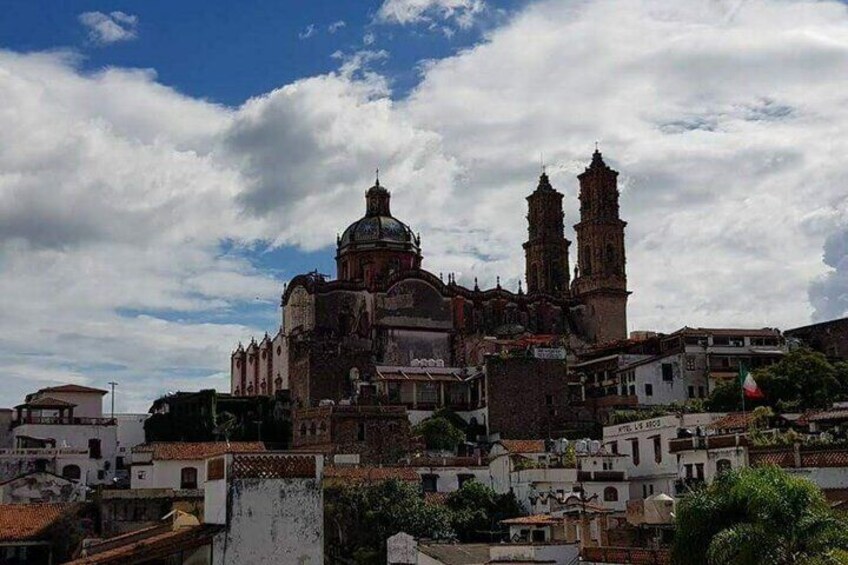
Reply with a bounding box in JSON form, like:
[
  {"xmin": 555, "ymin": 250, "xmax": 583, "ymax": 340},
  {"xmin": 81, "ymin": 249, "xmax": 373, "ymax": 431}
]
[{"xmin": 231, "ymin": 151, "xmax": 631, "ymax": 439}]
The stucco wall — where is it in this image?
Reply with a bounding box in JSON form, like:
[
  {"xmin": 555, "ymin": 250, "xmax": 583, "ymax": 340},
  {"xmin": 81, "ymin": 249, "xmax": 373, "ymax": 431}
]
[
  {"xmin": 132, "ymin": 459, "xmax": 205, "ymax": 490},
  {"xmin": 213, "ymin": 476, "xmax": 323, "ymax": 565}
]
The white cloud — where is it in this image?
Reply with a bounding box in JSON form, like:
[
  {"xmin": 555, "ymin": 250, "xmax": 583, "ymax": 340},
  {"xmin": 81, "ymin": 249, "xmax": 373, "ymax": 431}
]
[
  {"xmin": 298, "ymin": 24, "xmax": 317, "ymax": 40},
  {"xmin": 363, "ymin": 31, "xmax": 376, "ymax": 45},
  {"xmin": 78, "ymin": 11, "xmax": 138, "ymax": 45},
  {"xmin": 328, "ymin": 20, "xmax": 347, "ymax": 34},
  {"xmin": 3, "ymin": 0, "xmax": 848, "ymax": 410},
  {"xmin": 377, "ymin": 0, "xmax": 486, "ymax": 29}
]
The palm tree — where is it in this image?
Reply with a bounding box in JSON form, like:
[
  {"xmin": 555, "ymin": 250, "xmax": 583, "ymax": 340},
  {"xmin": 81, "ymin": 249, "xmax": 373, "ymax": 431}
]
[{"xmin": 672, "ymin": 466, "xmax": 848, "ymax": 564}]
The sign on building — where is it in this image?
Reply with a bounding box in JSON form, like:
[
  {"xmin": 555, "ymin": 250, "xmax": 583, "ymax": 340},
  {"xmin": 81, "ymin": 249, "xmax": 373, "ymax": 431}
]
[{"xmin": 533, "ymin": 347, "xmax": 566, "ymax": 360}]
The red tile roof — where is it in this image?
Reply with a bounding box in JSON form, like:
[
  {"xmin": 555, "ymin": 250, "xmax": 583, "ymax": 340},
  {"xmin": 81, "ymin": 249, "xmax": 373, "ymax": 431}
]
[
  {"xmin": 323, "ymin": 466, "xmax": 420, "ymax": 483},
  {"xmin": 19, "ymin": 396, "xmax": 77, "ymax": 408},
  {"xmin": 806, "ymin": 409, "xmax": 848, "ymax": 422},
  {"xmin": 65, "ymin": 525, "xmax": 222, "ymax": 564},
  {"xmin": 39, "ymin": 384, "xmax": 108, "ymax": 395},
  {"xmin": 0, "ymin": 503, "xmax": 79, "ymax": 541},
  {"xmin": 707, "ymin": 412, "xmax": 755, "ymax": 431},
  {"xmin": 498, "ymin": 439, "xmax": 546, "ymax": 454},
  {"xmin": 133, "ymin": 442, "xmax": 265, "ymax": 461},
  {"xmin": 500, "ymin": 514, "xmax": 562, "ymax": 526}
]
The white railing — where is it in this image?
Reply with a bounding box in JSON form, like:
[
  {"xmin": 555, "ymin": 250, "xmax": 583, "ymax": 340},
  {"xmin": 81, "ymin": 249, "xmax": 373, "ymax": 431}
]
[{"xmin": 0, "ymin": 448, "xmax": 88, "ymax": 457}]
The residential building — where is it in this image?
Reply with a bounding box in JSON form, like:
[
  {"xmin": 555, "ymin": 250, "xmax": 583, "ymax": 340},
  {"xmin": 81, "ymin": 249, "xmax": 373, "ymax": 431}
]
[
  {"xmin": 0, "ymin": 502, "xmax": 92, "ymax": 564},
  {"xmin": 601, "ymin": 413, "xmax": 726, "ymax": 500},
  {"xmin": 130, "ymin": 442, "xmax": 265, "ymax": 490},
  {"xmin": 785, "ymin": 316, "xmax": 848, "ymax": 361},
  {"xmin": 6, "ymin": 384, "xmax": 118, "ymax": 485}
]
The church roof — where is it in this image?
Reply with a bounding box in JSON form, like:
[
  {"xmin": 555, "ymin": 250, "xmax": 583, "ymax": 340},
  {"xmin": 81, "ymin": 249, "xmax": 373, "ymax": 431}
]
[{"xmin": 337, "ymin": 179, "xmax": 420, "ymax": 256}]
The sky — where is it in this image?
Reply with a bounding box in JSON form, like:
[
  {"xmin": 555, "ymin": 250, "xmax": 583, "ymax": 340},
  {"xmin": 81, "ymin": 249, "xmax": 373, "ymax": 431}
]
[{"xmin": 0, "ymin": 0, "xmax": 847, "ymax": 412}]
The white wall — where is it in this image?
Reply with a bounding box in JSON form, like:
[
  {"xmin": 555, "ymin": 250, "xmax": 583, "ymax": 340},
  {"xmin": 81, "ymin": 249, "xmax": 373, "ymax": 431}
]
[
  {"xmin": 131, "ymin": 459, "xmax": 205, "ymax": 490},
  {"xmin": 415, "ymin": 467, "xmax": 489, "ymax": 493},
  {"xmin": 212, "ymin": 475, "xmax": 323, "ymax": 565},
  {"xmin": 12, "ymin": 423, "xmax": 118, "ymax": 485},
  {"xmin": 115, "ymin": 414, "xmax": 148, "ymax": 461},
  {"xmin": 41, "ymin": 391, "xmax": 105, "ymax": 418}
]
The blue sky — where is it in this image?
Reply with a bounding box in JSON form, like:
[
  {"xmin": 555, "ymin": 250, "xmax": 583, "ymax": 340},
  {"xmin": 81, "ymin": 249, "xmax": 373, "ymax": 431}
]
[
  {"xmin": 0, "ymin": 0, "xmax": 517, "ymax": 104},
  {"xmin": 1, "ymin": 0, "xmax": 847, "ymax": 411}
]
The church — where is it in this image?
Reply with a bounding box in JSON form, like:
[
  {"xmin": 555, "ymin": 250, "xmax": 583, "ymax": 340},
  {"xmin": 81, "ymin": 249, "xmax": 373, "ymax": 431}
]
[{"xmin": 229, "ymin": 150, "xmax": 630, "ymax": 440}]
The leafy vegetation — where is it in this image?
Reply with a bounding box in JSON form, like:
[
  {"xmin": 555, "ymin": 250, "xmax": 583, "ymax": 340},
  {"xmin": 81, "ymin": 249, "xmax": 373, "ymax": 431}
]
[
  {"xmin": 672, "ymin": 466, "xmax": 848, "ymax": 565},
  {"xmin": 413, "ymin": 415, "xmax": 466, "ymax": 452},
  {"xmin": 707, "ymin": 348, "xmax": 848, "ymax": 413},
  {"xmin": 324, "ymin": 479, "xmax": 523, "ymax": 564}
]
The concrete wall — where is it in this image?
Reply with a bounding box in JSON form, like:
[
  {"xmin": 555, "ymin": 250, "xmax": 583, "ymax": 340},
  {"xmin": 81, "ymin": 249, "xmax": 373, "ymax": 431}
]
[
  {"xmin": 43, "ymin": 391, "xmax": 105, "ymax": 418},
  {"xmin": 213, "ymin": 476, "xmax": 323, "ymax": 565},
  {"xmin": 132, "ymin": 459, "xmax": 205, "ymax": 490},
  {"xmin": 11, "ymin": 423, "xmax": 118, "ymax": 484}
]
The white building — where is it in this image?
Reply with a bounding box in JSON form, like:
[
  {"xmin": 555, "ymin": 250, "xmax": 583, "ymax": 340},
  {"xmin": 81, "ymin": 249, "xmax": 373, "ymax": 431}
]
[
  {"xmin": 7, "ymin": 384, "xmax": 118, "ymax": 485},
  {"xmin": 602, "ymin": 413, "xmax": 726, "ymax": 500},
  {"xmin": 130, "ymin": 442, "xmax": 266, "ymax": 490}
]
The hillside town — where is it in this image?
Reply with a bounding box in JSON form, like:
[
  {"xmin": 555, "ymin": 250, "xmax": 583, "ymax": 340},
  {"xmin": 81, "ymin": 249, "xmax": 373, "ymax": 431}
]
[{"xmin": 2, "ymin": 153, "xmax": 848, "ymax": 564}]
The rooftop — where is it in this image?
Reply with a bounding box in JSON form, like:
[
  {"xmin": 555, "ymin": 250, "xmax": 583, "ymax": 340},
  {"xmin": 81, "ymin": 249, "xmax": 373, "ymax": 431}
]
[
  {"xmin": 497, "ymin": 439, "xmax": 547, "ymax": 454},
  {"xmin": 132, "ymin": 441, "xmax": 265, "ymax": 460},
  {"xmin": 324, "ymin": 466, "xmax": 420, "ymax": 483},
  {"xmin": 38, "ymin": 384, "xmax": 108, "ymax": 395},
  {"xmin": 65, "ymin": 525, "xmax": 222, "ymax": 564},
  {"xmin": 0, "ymin": 503, "xmax": 80, "ymax": 542},
  {"xmin": 419, "ymin": 543, "xmax": 492, "ymax": 565}
]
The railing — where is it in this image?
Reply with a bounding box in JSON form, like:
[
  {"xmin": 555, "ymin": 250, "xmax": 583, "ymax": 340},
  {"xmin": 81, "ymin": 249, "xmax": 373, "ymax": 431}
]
[
  {"xmin": 13, "ymin": 416, "xmax": 116, "ymax": 427},
  {"xmin": 577, "ymin": 470, "xmax": 626, "ymax": 481},
  {"xmin": 0, "ymin": 448, "xmax": 89, "ymax": 457},
  {"xmin": 669, "ymin": 434, "xmax": 747, "ymax": 453},
  {"xmin": 581, "ymin": 547, "xmax": 671, "ymax": 564}
]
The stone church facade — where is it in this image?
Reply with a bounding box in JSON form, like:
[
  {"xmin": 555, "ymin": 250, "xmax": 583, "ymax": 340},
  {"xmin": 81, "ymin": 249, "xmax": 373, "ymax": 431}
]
[{"xmin": 230, "ymin": 150, "xmax": 629, "ymax": 440}]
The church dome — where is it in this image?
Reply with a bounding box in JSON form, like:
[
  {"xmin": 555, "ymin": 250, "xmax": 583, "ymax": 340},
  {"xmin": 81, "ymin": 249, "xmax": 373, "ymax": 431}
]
[{"xmin": 337, "ymin": 180, "xmax": 420, "ymax": 256}]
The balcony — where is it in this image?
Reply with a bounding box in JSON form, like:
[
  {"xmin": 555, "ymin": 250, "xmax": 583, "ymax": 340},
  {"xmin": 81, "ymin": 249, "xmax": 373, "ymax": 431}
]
[
  {"xmin": 581, "ymin": 547, "xmax": 671, "ymax": 565},
  {"xmin": 668, "ymin": 434, "xmax": 747, "ymax": 453},
  {"xmin": 577, "ymin": 470, "xmax": 626, "ymax": 482},
  {"xmin": 13, "ymin": 416, "xmax": 117, "ymax": 427},
  {"xmin": 0, "ymin": 447, "xmax": 89, "ymax": 458}
]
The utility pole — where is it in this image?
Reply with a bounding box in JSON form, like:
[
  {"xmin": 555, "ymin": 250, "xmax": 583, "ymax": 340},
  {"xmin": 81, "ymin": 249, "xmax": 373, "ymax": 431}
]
[{"xmin": 108, "ymin": 381, "xmax": 118, "ymax": 420}]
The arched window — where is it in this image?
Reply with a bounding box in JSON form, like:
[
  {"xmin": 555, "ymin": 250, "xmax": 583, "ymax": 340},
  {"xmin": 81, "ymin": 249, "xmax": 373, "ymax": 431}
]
[
  {"xmin": 180, "ymin": 467, "xmax": 198, "ymax": 489},
  {"xmin": 310, "ymin": 422, "xmax": 317, "ymax": 436},
  {"xmin": 716, "ymin": 459, "xmax": 732, "ymax": 475},
  {"xmin": 603, "ymin": 487, "xmax": 618, "ymax": 502},
  {"xmin": 300, "ymin": 423, "xmax": 307, "ymax": 436},
  {"xmin": 62, "ymin": 464, "xmax": 81, "ymax": 481}
]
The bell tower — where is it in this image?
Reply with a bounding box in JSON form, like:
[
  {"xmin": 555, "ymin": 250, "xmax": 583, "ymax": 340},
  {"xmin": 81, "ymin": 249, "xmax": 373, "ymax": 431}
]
[
  {"xmin": 572, "ymin": 149, "xmax": 629, "ymax": 343},
  {"xmin": 523, "ymin": 171, "xmax": 571, "ymax": 295}
]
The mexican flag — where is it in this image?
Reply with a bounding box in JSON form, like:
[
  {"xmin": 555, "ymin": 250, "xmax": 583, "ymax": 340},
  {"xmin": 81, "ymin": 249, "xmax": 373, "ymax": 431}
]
[{"xmin": 739, "ymin": 366, "xmax": 764, "ymax": 400}]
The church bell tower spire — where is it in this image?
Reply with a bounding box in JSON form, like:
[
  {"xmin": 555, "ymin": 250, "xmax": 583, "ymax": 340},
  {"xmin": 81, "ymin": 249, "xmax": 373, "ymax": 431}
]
[{"xmin": 523, "ymin": 170, "xmax": 571, "ymax": 295}]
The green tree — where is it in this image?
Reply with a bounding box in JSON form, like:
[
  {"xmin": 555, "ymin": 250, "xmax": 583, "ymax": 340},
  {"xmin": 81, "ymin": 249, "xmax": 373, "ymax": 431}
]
[
  {"xmin": 446, "ymin": 480, "xmax": 524, "ymax": 542},
  {"xmin": 756, "ymin": 348, "xmax": 842, "ymax": 410},
  {"xmin": 672, "ymin": 466, "xmax": 848, "ymax": 565},
  {"xmin": 413, "ymin": 416, "xmax": 466, "ymax": 452},
  {"xmin": 325, "ymin": 479, "xmax": 453, "ymax": 564},
  {"xmin": 706, "ymin": 380, "xmax": 744, "ymax": 412}
]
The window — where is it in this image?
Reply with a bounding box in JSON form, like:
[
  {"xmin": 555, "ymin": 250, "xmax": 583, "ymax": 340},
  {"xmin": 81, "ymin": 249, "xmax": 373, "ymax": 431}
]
[
  {"xmin": 62, "ymin": 464, "xmax": 81, "ymax": 481},
  {"xmin": 684, "ymin": 464, "xmax": 693, "ymax": 479},
  {"xmin": 649, "ymin": 485, "xmax": 655, "ymax": 495},
  {"xmin": 609, "ymin": 441, "xmax": 618, "ymax": 455},
  {"xmin": 644, "ymin": 383, "xmax": 653, "ymax": 397},
  {"xmin": 629, "ymin": 385, "xmax": 635, "ymax": 396},
  {"xmin": 604, "ymin": 487, "xmax": 618, "ymax": 502},
  {"xmin": 137, "ymin": 470, "xmax": 147, "ymax": 480},
  {"xmin": 698, "ymin": 386, "xmax": 705, "ymax": 398},
  {"xmin": 545, "ymin": 395, "xmax": 553, "ymax": 406},
  {"xmin": 532, "ymin": 530, "xmax": 546, "ymax": 543},
  {"xmin": 300, "ymin": 423, "xmax": 307, "ymax": 436},
  {"xmin": 688, "ymin": 386, "xmax": 695, "ymax": 399},
  {"xmin": 357, "ymin": 422, "xmax": 366, "ymax": 442},
  {"xmin": 695, "ymin": 463, "xmax": 705, "ymax": 480},
  {"xmin": 629, "ymin": 438, "xmax": 640, "ymax": 466},
  {"xmin": 652, "ymin": 435, "xmax": 662, "ymax": 464},
  {"xmin": 642, "ymin": 484, "xmax": 648, "ymax": 498},
  {"xmin": 416, "ymin": 382, "xmax": 439, "ymax": 405},
  {"xmin": 458, "ymin": 474, "xmax": 476, "ymax": 488},
  {"xmin": 88, "ymin": 438, "xmax": 102, "ymax": 459},
  {"xmin": 685, "ymin": 356, "xmax": 696, "ymax": 370},
  {"xmin": 422, "ymin": 474, "xmax": 438, "ymax": 493},
  {"xmin": 180, "ymin": 467, "xmax": 198, "ymax": 489},
  {"xmin": 661, "ymin": 363, "xmax": 674, "ymax": 381}
]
